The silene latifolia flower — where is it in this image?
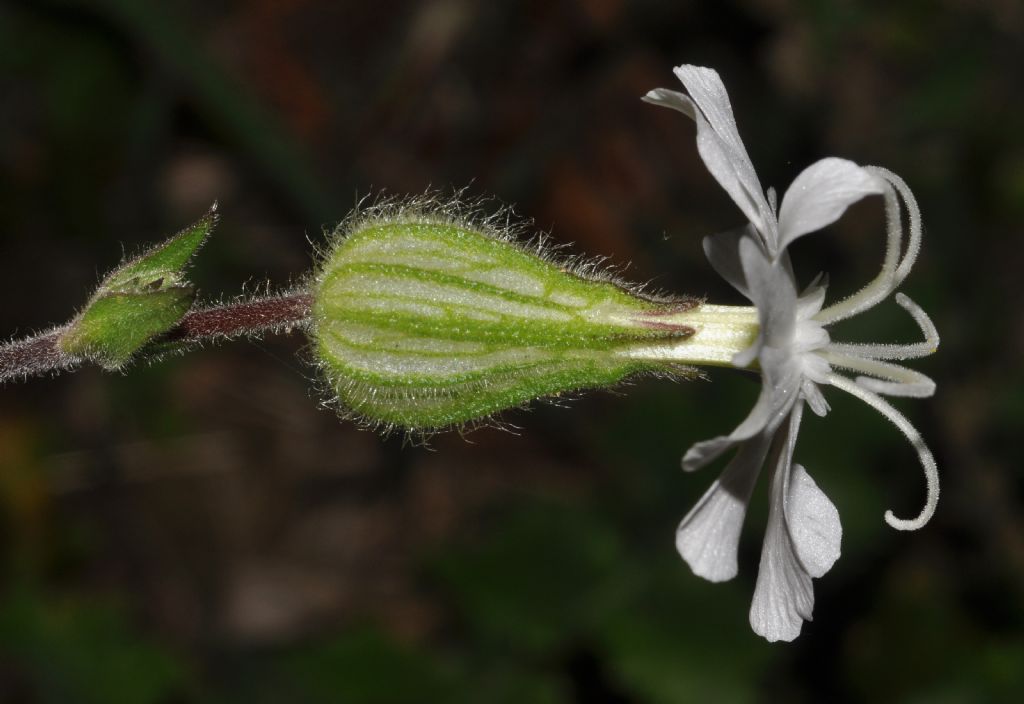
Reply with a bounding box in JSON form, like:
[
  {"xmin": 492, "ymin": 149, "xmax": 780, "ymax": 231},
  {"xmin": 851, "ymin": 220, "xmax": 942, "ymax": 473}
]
[
  {"xmin": 307, "ymin": 65, "xmax": 937, "ymax": 643},
  {"xmin": 633, "ymin": 65, "xmax": 940, "ymax": 641}
]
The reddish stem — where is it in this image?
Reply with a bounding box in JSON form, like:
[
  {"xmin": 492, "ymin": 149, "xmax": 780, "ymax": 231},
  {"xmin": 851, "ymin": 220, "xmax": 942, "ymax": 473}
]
[
  {"xmin": 158, "ymin": 292, "xmax": 313, "ymax": 343},
  {"xmin": 0, "ymin": 327, "xmax": 76, "ymax": 384},
  {"xmin": 1, "ymin": 292, "xmax": 313, "ymax": 384}
]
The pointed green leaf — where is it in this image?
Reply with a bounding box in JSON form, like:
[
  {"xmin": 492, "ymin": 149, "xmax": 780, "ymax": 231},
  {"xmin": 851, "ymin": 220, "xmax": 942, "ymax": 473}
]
[
  {"xmin": 61, "ymin": 287, "xmax": 195, "ymax": 369},
  {"xmin": 103, "ymin": 204, "xmax": 217, "ymax": 291},
  {"xmin": 60, "ymin": 205, "xmax": 218, "ymax": 368}
]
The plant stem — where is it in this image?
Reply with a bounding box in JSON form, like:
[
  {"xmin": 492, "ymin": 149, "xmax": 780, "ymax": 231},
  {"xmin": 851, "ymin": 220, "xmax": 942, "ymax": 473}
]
[
  {"xmin": 0, "ymin": 327, "xmax": 77, "ymax": 384},
  {"xmin": 157, "ymin": 292, "xmax": 313, "ymax": 343},
  {"xmin": 0, "ymin": 292, "xmax": 313, "ymax": 385}
]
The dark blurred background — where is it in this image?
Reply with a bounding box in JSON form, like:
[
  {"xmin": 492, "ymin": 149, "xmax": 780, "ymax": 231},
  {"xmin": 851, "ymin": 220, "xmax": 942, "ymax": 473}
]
[{"xmin": 1, "ymin": 0, "xmax": 1022, "ymax": 702}]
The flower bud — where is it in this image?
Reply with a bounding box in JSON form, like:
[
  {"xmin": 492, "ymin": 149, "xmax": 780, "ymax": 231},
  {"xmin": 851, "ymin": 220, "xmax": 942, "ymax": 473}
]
[
  {"xmin": 310, "ymin": 207, "xmax": 696, "ymax": 432},
  {"xmin": 60, "ymin": 205, "xmax": 217, "ymax": 369}
]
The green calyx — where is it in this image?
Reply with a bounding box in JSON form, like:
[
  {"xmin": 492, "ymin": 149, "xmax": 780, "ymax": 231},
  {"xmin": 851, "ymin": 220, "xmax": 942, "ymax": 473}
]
[
  {"xmin": 60, "ymin": 205, "xmax": 218, "ymax": 369},
  {"xmin": 310, "ymin": 208, "xmax": 695, "ymax": 433}
]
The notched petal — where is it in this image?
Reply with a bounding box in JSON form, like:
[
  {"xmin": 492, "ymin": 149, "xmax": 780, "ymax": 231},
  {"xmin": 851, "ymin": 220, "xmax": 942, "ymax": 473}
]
[
  {"xmin": 676, "ymin": 487, "xmax": 747, "ymax": 582},
  {"xmin": 672, "ymin": 65, "xmax": 759, "ymax": 187},
  {"xmin": 702, "ymin": 226, "xmax": 752, "ymax": 299},
  {"xmin": 749, "ymin": 465, "xmax": 815, "ymax": 642},
  {"xmin": 681, "ymin": 383, "xmax": 785, "ymax": 472},
  {"xmin": 642, "ymin": 88, "xmax": 697, "ymax": 119},
  {"xmin": 676, "ymin": 435, "xmax": 770, "ymax": 581},
  {"xmin": 785, "ymin": 464, "xmax": 842, "ymax": 578},
  {"xmin": 682, "ymin": 435, "xmax": 736, "ymax": 473},
  {"xmin": 738, "ymin": 236, "xmax": 797, "ymax": 345},
  {"xmin": 749, "ymin": 516, "xmax": 814, "ymax": 641},
  {"xmin": 652, "ymin": 65, "xmax": 770, "ymax": 239},
  {"xmin": 777, "ymin": 158, "xmax": 884, "ymax": 250}
]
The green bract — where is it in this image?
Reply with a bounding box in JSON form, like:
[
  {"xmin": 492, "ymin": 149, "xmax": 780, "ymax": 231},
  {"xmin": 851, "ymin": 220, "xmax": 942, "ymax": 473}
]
[
  {"xmin": 310, "ymin": 210, "xmax": 696, "ymax": 432},
  {"xmin": 60, "ymin": 206, "xmax": 217, "ymax": 369}
]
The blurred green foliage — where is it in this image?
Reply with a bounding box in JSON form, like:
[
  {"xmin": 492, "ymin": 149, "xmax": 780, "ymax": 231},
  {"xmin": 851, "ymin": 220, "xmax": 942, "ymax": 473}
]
[{"xmin": 0, "ymin": 590, "xmax": 185, "ymax": 704}]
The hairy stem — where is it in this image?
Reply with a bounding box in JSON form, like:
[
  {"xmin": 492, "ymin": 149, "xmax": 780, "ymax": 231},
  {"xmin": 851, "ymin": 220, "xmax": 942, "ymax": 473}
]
[
  {"xmin": 158, "ymin": 292, "xmax": 313, "ymax": 343},
  {"xmin": 0, "ymin": 292, "xmax": 313, "ymax": 385},
  {"xmin": 0, "ymin": 328, "xmax": 77, "ymax": 384}
]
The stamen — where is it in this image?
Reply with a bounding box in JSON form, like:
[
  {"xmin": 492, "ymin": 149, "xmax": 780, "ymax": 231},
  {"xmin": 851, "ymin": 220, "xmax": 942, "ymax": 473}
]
[
  {"xmin": 819, "ymin": 351, "xmax": 935, "ymax": 397},
  {"xmin": 826, "ymin": 373, "xmax": 939, "ymax": 531},
  {"xmin": 870, "ymin": 167, "xmax": 905, "ymax": 278},
  {"xmin": 824, "ymin": 293, "xmax": 939, "ymax": 361},
  {"xmin": 815, "ymin": 173, "xmax": 902, "ymax": 324},
  {"xmin": 854, "ymin": 376, "xmax": 934, "ymax": 398},
  {"xmin": 876, "ymin": 169, "xmax": 923, "ymax": 286}
]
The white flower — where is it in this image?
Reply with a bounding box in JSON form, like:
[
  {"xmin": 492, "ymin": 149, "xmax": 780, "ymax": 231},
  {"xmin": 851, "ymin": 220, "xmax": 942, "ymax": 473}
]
[{"xmin": 644, "ymin": 65, "xmax": 940, "ymax": 642}]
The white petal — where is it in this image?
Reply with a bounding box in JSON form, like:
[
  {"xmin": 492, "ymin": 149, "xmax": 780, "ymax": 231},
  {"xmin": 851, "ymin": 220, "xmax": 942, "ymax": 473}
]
[
  {"xmin": 738, "ymin": 236, "xmax": 797, "ymax": 346},
  {"xmin": 702, "ymin": 226, "xmax": 752, "ymax": 299},
  {"xmin": 682, "ymin": 379, "xmax": 792, "ymax": 472},
  {"xmin": 671, "ymin": 66, "xmax": 753, "ymax": 162},
  {"xmin": 730, "ymin": 340, "xmax": 760, "ymax": 369},
  {"xmin": 683, "ymin": 435, "xmax": 739, "ymax": 473},
  {"xmin": 785, "ymin": 464, "xmax": 842, "ymax": 578},
  {"xmin": 676, "ymin": 435, "xmax": 769, "ymax": 582},
  {"xmin": 749, "ymin": 463, "xmax": 814, "ymax": 642},
  {"xmin": 693, "ymin": 121, "xmax": 769, "ymax": 240},
  {"xmin": 646, "ymin": 74, "xmax": 770, "ymax": 240},
  {"xmin": 777, "ymin": 158, "xmax": 884, "ymax": 251},
  {"xmin": 812, "ymin": 169, "xmax": 904, "ymax": 325},
  {"xmin": 672, "ymin": 65, "xmax": 770, "ymax": 237},
  {"xmin": 749, "ymin": 413, "xmax": 814, "ymax": 642},
  {"xmin": 642, "ymin": 87, "xmax": 697, "ymax": 119}
]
